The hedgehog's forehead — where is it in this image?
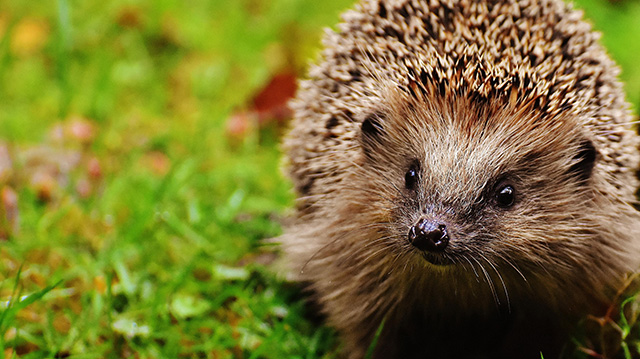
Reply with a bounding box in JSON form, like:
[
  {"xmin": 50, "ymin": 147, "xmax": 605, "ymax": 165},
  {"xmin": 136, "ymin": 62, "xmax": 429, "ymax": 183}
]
[
  {"xmin": 416, "ymin": 122, "xmax": 513, "ymax": 190},
  {"xmin": 389, "ymin": 97, "xmax": 546, "ymax": 149},
  {"xmin": 384, "ymin": 93, "xmax": 576, "ymax": 189}
]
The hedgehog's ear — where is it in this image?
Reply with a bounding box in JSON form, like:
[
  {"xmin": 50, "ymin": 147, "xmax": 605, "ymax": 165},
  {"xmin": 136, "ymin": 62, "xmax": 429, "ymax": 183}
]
[
  {"xmin": 360, "ymin": 113, "xmax": 385, "ymax": 150},
  {"xmin": 569, "ymin": 138, "xmax": 597, "ymax": 182}
]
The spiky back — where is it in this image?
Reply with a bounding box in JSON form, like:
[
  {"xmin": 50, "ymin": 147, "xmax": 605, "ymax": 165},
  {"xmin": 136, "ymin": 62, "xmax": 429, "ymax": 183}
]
[{"xmin": 285, "ymin": 0, "xmax": 638, "ymax": 210}]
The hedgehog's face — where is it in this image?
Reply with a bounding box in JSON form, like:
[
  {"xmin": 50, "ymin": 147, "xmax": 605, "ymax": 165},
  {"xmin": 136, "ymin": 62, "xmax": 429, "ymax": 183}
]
[{"xmin": 357, "ymin": 93, "xmax": 599, "ymax": 277}]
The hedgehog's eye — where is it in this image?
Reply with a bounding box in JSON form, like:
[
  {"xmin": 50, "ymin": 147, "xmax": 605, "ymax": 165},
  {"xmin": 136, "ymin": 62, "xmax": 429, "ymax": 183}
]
[
  {"xmin": 405, "ymin": 164, "xmax": 419, "ymax": 190},
  {"xmin": 495, "ymin": 184, "xmax": 516, "ymax": 208}
]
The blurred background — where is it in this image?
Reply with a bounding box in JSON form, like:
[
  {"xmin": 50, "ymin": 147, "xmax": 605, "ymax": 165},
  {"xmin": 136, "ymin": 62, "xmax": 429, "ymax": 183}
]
[{"xmin": 0, "ymin": 0, "xmax": 638, "ymax": 358}]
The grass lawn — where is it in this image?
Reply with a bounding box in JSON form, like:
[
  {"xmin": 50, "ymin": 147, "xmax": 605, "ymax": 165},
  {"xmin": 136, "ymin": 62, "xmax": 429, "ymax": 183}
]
[{"xmin": 0, "ymin": 0, "xmax": 639, "ymax": 358}]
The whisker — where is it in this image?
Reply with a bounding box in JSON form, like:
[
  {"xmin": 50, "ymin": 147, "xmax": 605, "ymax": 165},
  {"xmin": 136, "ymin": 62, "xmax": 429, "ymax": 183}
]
[
  {"xmin": 461, "ymin": 254, "xmax": 480, "ymax": 280},
  {"xmin": 473, "ymin": 256, "xmax": 500, "ymax": 307},
  {"xmin": 480, "ymin": 253, "xmax": 511, "ymax": 312},
  {"xmin": 496, "ymin": 253, "xmax": 528, "ymax": 283}
]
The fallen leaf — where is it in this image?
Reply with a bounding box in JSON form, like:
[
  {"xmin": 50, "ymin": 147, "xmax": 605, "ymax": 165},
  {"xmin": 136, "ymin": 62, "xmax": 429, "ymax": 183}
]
[
  {"xmin": 116, "ymin": 6, "xmax": 144, "ymax": 29},
  {"xmin": 10, "ymin": 17, "xmax": 49, "ymax": 57},
  {"xmin": 192, "ymin": 267, "xmax": 211, "ymax": 282},
  {"xmin": 30, "ymin": 169, "xmax": 57, "ymax": 202},
  {"xmin": 225, "ymin": 70, "xmax": 298, "ymax": 141},
  {"xmin": 75, "ymin": 177, "xmax": 92, "ymax": 198},
  {"xmin": 225, "ymin": 111, "xmax": 256, "ymax": 140},
  {"xmin": 66, "ymin": 117, "xmax": 96, "ymax": 145},
  {"xmin": 237, "ymin": 251, "xmax": 277, "ymax": 267},
  {"xmin": 87, "ymin": 156, "xmax": 102, "ymax": 179},
  {"xmin": 48, "ymin": 123, "xmax": 65, "ymax": 143},
  {"xmin": 16, "ymin": 307, "xmax": 41, "ymax": 323},
  {"xmin": 4, "ymin": 327, "xmax": 16, "ymax": 342},
  {"xmin": 1, "ymin": 186, "xmax": 19, "ymax": 238},
  {"xmin": 28, "ymin": 270, "xmax": 47, "ymax": 287},
  {"xmin": 0, "ymin": 143, "xmax": 12, "ymax": 183},
  {"xmin": 20, "ymin": 145, "xmax": 82, "ymax": 201},
  {"xmin": 141, "ymin": 151, "xmax": 170, "ymax": 176},
  {"xmin": 15, "ymin": 342, "xmax": 39, "ymax": 356},
  {"xmin": 251, "ymin": 71, "xmax": 297, "ymax": 124},
  {"xmin": 53, "ymin": 313, "xmax": 71, "ymax": 334},
  {"xmin": 94, "ymin": 275, "xmax": 107, "ymax": 295}
]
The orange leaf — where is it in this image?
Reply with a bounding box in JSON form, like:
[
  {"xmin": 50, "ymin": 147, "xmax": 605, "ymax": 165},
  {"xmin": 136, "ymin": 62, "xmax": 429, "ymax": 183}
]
[
  {"xmin": 251, "ymin": 71, "xmax": 297, "ymax": 123},
  {"xmin": 10, "ymin": 18, "xmax": 49, "ymax": 57}
]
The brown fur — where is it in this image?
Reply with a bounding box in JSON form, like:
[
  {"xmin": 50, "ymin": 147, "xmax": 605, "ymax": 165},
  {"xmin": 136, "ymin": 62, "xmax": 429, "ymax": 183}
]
[{"xmin": 279, "ymin": 0, "xmax": 640, "ymax": 358}]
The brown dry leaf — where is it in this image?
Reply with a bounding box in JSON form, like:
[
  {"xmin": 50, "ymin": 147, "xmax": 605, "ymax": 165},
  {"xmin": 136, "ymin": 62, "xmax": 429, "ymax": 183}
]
[
  {"xmin": 141, "ymin": 151, "xmax": 171, "ymax": 177},
  {"xmin": 27, "ymin": 270, "xmax": 47, "ymax": 288},
  {"xmin": 225, "ymin": 70, "xmax": 297, "ymax": 141},
  {"xmin": 141, "ymin": 151, "xmax": 171, "ymax": 176},
  {"xmin": 16, "ymin": 307, "xmax": 41, "ymax": 322},
  {"xmin": 0, "ymin": 143, "xmax": 13, "ymax": 184},
  {"xmin": 4, "ymin": 327, "xmax": 16, "ymax": 342},
  {"xmin": 46, "ymin": 251, "xmax": 68, "ymax": 271},
  {"xmin": 48, "ymin": 123, "xmax": 64, "ymax": 143},
  {"xmin": 224, "ymin": 309, "xmax": 246, "ymax": 358},
  {"xmin": 66, "ymin": 117, "xmax": 97, "ymax": 145},
  {"xmin": 237, "ymin": 251, "xmax": 277, "ymax": 267},
  {"xmin": 10, "ymin": 17, "xmax": 49, "ymax": 57},
  {"xmin": 1, "ymin": 186, "xmax": 19, "ymax": 239},
  {"xmin": 67, "ymin": 293, "xmax": 84, "ymax": 315},
  {"xmin": 24, "ymin": 249, "xmax": 69, "ymax": 273},
  {"xmin": 0, "ymin": 247, "xmax": 18, "ymax": 272},
  {"xmin": 225, "ymin": 111, "xmax": 257, "ymax": 140},
  {"xmin": 15, "ymin": 342, "xmax": 39, "ymax": 356},
  {"xmin": 75, "ymin": 177, "xmax": 92, "ymax": 198},
  {"xmin": 53, "ymin": 313, "xmax": 71, "ymax": 334},
  {"xmin": 25, "ymin": 248, "xmax": 49, "ymax": 265},
  {"xmin": 30, "ymin": 169, "xmax": 58, "ymax": 202},
  {"xmin": 94, "ymin": 275, "xmax": 107, "ymax": 295},
  {"xmin": 192, "ymin": 267, "xmax": 211, "ymax": 282},
  {"xmin": 251, "ymin": 71, "xmax": 297, "ymax": 124},
  {"xmin": 180, "ymin": 336, "xmax": 195, "ymax": 350},
  {"xmin": 117, "ymin": 6, "xmax": 144, "ymax": 29},
  {"xmin": 20, "ymin": 145, "xmax": 82, "ymax": 202},
  {"xmin": 87, "ymin": 156, "xmax": 102, "ymax": 179}
]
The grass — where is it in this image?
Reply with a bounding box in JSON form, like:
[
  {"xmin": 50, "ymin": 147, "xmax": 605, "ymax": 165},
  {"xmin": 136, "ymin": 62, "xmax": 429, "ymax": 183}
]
[{"xmin": 0, "ymin": 0, "xmax": 639, "ymax": 358}]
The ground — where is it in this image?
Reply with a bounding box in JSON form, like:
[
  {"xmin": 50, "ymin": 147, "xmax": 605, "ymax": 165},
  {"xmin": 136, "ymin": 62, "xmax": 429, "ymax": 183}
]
[{"xmin": 0, "ymin": 0, "xmax": 639, "ymax": 358}]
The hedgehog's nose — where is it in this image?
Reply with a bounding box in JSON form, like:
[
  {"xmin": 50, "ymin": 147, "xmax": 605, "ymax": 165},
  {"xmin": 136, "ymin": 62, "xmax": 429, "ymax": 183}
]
[{"xmin": 408, "ymin": 219, "xmax": 449, "ymax": 252}]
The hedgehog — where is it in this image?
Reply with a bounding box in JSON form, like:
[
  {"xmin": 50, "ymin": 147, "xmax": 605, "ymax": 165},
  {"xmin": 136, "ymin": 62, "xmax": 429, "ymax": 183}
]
[{"xmin": 279, "ymin": 0, "xmax": 640, "ymax": 358}]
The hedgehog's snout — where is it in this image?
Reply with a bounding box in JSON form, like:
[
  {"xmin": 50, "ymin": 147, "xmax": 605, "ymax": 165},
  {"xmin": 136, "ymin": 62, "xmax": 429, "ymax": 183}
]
[{"xmin": 408, "ymin": 218, "xmax": 449, "ymax": 252}]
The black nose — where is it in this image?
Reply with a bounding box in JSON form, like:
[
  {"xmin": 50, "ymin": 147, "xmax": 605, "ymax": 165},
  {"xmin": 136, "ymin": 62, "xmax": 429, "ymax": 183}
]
[{"xmin": 408, "ymin": 219, "xmax": 449, "ymax": 252}]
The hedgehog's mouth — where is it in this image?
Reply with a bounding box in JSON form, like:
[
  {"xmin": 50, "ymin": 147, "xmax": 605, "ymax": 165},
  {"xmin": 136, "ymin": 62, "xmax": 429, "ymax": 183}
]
[{"xmin": 421, "ymin": 252, "xmax": 455, "ymax": 266}]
